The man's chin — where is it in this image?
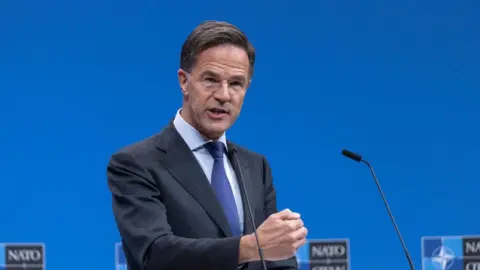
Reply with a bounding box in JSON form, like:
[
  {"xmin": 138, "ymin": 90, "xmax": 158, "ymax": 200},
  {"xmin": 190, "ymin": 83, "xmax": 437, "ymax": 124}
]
[{"xmin": 201, "ymin": 122, "xmax": 230, "ymax": 139}]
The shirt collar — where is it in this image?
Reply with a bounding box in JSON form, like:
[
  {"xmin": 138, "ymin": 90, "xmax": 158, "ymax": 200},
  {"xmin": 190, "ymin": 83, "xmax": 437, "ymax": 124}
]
[{"xmin": 173, "ymin": 109, "xmax": 228, "ymax": 152}]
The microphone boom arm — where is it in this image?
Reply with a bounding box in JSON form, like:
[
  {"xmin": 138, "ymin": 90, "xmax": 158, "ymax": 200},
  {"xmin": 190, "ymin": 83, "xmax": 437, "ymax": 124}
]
[
  {"xmin": 362, "ymin": 160, "xmax": 415, "ymax": 270},
  {"xmin": 231, "ymin": 149, "xmax": 267, "ymax": 270}
]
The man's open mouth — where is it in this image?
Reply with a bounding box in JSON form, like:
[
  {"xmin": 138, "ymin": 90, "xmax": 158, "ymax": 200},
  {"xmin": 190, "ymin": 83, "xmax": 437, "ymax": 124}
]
[{"xmin": 209, "ymin": 108, "xmax": 228, "ymax": 115}]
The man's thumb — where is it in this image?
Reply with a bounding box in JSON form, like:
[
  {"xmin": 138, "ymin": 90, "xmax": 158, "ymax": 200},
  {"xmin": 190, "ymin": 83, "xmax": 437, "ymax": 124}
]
[{"xmin": 272, "ymin": 209, "xmax": 300, "ymax": 220}]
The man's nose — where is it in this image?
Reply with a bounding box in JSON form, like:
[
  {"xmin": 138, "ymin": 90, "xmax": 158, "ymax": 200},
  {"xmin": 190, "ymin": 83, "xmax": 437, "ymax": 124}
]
[{"xmin": 214, "ymin": 82, "xmax": 232, "ymax": 102}]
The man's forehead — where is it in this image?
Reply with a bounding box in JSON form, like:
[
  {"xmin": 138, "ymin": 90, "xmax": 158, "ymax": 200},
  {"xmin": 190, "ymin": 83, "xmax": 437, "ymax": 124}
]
[{"xmin": 193, "ymin": 46, "xmax": 249, "ymax": 73}]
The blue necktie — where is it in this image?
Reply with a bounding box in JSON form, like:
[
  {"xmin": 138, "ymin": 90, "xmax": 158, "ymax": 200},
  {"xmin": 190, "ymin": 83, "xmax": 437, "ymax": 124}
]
[{"xmin": 204, "ymin": 141, "xmax": 241, "ymax": 236}]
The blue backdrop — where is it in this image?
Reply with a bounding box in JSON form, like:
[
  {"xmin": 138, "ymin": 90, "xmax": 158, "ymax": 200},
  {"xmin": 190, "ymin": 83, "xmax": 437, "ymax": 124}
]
[{"xmin": 1, "ymin": 0, "xmax": 479, "ymax": 269}]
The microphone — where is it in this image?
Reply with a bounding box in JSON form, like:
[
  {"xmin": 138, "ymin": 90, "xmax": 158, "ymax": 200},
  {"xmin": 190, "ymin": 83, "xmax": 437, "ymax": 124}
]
[
  {"xmin": 341, "ymin": 149, "xmax": 415, "ymax": 270},
  {"xmin": 229, "ymin": 148, "xmax": 267, "ymax": 270}
]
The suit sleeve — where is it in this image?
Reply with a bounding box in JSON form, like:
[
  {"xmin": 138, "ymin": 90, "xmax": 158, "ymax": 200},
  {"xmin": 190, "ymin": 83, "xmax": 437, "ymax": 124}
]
[
  {"xmin": 262, "ymin": 157, "xmax": 300, "ymax": 270},
  {"xmin": 107, "ymin": 151, "xmax": 242, "ymax": 270}
]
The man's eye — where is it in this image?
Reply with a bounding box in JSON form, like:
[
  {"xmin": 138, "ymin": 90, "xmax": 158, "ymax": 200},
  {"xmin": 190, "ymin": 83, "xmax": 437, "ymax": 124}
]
[
  {"xmin": 204, "ymin": 77, "xmax": 217, "ymax": 82},
  {"xmin": 230, "ymin": 81, "xmax": 244, "ymax": 89}
]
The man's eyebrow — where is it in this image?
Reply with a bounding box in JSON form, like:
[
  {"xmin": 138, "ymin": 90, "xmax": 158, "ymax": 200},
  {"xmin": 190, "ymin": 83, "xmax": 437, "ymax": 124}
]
[
  {"xmin": 200, "ymin": 70, "xmax": 247, "ymax": 82},
  {"xmin": 230, "ymin": 75, "xmax": 247, "ymax": 82},
  {"xmin": 200, "ymin": 70, "xmax": 220, "ymax": 77}
]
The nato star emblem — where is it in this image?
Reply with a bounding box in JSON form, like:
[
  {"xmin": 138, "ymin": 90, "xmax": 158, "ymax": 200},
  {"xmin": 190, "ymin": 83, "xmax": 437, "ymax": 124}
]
[
  {"xmin": 431, "ymin": 246, "xmax": 455, "ymax": 270},
  {"xmin": 422, "ymin": 236, "xmax": 464, "ymax": 270}
]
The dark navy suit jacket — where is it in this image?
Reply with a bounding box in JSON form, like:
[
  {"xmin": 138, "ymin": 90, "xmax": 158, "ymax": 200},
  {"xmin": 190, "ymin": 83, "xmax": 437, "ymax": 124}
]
[{"xmin": 107, "ymin": 122, "xmax": 298, "ymax": 270}]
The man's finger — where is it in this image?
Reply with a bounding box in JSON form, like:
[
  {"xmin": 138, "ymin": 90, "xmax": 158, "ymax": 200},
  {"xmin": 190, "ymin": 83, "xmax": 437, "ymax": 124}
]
[
  {"xmin": 290, "ymin": 226, "xmax": 308, "ymax": 240},
  {"xmin": 283, "ymin": 219, "xmax": 304, "ymax": 231},
  {"xmin": 293, "ymin": 236, "xmax": 307, "ymax": 249}
]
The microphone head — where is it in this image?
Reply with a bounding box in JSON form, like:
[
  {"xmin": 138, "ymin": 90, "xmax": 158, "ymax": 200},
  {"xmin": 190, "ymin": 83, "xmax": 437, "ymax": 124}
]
[
  {"xmin": 227, "ymin": 144, "xmax": 238, "ymax": 156},
  {"xmin": 342, "ymin": 149, "xmax": 362, "ymax": 162}
]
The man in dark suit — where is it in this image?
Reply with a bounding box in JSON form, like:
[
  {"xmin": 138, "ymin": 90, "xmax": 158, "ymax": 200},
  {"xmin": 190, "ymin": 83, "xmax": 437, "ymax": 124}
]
[{"xmin": 107, "ymin": 20, "xmax": 308, "ymax": 270}]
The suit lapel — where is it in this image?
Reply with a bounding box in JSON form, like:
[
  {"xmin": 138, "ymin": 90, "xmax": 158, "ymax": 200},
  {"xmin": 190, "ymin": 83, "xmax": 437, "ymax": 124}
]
[
  {"xmin": 227, "ymin": 142, "xmax": 256, "ymax": 235},
  {"xmin": 156, "ymin": 123, "xmax": 232, "ymax": 237}
]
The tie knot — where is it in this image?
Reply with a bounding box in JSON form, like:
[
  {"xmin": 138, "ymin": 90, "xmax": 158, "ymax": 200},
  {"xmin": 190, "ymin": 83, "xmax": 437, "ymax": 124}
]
[{"xmin": 205, "ymin": 141, "xmax": 225, "ymax": 159}]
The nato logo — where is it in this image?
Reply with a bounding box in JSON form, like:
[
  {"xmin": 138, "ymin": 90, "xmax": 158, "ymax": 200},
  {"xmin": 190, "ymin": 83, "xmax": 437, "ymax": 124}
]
[
  {"xmin": 296, "ymin": 238, "xmax": 350, "ymax": 270},
  {"xmin": 422, "ymin": 235, "xmax": 480, "ymax": 270},
  {"xmin": 115, "ymin": 242, "xmax": 127, "ymax": 270},
  {"xmin": 0, "ymin": 243, "xmax": 45, "ymax": 270}
]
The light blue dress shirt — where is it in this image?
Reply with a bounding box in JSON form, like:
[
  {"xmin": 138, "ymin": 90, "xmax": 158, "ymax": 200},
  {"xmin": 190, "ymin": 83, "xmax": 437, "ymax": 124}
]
[{"xmin": 173, "ymin": 109, "xmax": 245, "ymax": 234}]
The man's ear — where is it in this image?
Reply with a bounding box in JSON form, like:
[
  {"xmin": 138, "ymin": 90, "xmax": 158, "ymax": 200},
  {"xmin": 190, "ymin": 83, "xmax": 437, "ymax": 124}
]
[{"xmin": 177, "ymin": 69, "xmax": 189, "ymax": 96}]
